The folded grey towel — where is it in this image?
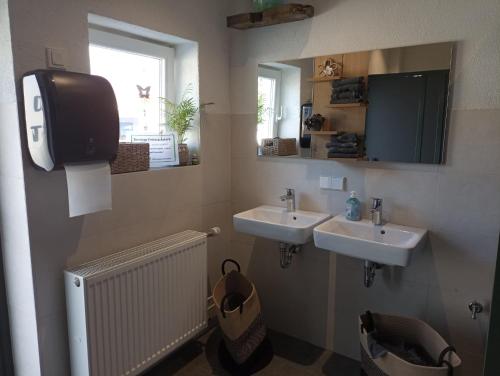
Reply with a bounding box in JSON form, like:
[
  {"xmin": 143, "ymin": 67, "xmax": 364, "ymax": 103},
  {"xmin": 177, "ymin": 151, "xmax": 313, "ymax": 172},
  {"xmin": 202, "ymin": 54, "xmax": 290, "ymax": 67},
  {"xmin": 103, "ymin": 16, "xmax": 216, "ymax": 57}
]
[
  {"xmin": 327, "ymin": 152, "xmax": 359, "ymax": 158},
  {"xmin": 367, "ymin": 332, "xmax": 388, "ymax": 359},
  {"xmin": 326, "ymin": 141, "xmax": 358, "ymax": 148},
  {"xmin": 332, "ymin": 91, "xmax": 363, "ymax": 100},
  {"xmin": 332, "ymin": 77, "xmax": 364, "ymax": 87},
  {"xmin": 329, "ymin": 146, "xmax": 359, "ymax": 154},
  {"xmin": 332, "ymin": 83, "xmax": 364, "ymax": 92},
  {"xmin": 330, "ymin": 97, "xmax": 364, "ymax": 104},
  {"xmin": 334, "ymin": 133, "xmax": 358, "ymax": 143}
]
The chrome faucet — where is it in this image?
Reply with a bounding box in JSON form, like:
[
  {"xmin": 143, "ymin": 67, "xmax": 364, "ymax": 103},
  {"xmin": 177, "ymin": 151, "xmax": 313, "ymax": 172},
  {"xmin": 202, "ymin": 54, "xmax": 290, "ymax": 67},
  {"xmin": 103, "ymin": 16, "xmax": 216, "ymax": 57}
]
[
  {"xmin": 280, "ymin": 188, "xmax": 296, "ymax": 212},
  {"xmin": 370, "ymin": 198, "xmax": 383, "ymax": 225}
]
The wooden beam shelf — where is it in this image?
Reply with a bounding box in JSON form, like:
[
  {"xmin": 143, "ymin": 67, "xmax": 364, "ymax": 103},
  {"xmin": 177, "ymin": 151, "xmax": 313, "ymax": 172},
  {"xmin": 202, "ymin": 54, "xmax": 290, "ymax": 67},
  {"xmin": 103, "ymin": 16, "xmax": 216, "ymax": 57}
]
[
  {"xmin": 227, "ymin": 4, "xmax": 314, "ymax": 30},
  {"xmin": 307, "ymin": 76, "xmax": 343, "ymax": 83},
  {"xmin": 327, "ymin": 157, "xmax": 362, "ymax": 161},
  {"xmin": 303, "ymin": 130, "xmax": 338, "ymax": 135},
  {"xmin": 328, "ymin": 103, "xmax": 368, "ymax": 109}
]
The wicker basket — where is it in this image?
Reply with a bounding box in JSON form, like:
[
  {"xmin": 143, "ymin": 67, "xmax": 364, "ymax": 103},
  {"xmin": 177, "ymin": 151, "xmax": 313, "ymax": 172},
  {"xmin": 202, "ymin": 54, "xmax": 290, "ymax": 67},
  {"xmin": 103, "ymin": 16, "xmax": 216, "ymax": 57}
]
[
  {"xmin": 359, "ymin": 313, "xmax": 461, "ymax": 376},
  {"xmin": 261, "ymin": 137, "xmax": 297, "ymax": 156},
  {"xmin": 110, "ymin": 143, "xmax": 149, "ymax": 174}
]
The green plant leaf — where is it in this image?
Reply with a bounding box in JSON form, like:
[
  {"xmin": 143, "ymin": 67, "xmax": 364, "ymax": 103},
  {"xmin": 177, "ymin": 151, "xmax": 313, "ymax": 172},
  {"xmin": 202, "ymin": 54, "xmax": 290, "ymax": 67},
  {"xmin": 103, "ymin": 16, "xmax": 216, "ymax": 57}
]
[{"xmin": 161, "ymin": 85, "xmax": 198, "ymax": 144}]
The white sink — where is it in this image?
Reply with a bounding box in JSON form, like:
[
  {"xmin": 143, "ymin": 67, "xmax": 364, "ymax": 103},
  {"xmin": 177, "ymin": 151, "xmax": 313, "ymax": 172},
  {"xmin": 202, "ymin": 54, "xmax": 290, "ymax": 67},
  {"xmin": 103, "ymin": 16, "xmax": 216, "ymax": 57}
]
[
  {"xmin": 233, "ymin": 205, "xmax": 331, "ymax": 245},
  {"xmin": 313, "ymin": 215, "xmax": 427, "ymax": 266}
]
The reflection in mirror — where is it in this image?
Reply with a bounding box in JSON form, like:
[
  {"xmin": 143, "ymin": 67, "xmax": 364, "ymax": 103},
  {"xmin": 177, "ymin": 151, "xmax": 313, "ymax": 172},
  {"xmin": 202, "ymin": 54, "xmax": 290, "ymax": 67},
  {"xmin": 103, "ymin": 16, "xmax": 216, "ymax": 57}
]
[
  {"xmin": 256, "ymin": 42, "xmax": 453, "ymax": 164},
  {"xmin": 258, "ymin": 60, "xmax": 314, "ymax": 156}
]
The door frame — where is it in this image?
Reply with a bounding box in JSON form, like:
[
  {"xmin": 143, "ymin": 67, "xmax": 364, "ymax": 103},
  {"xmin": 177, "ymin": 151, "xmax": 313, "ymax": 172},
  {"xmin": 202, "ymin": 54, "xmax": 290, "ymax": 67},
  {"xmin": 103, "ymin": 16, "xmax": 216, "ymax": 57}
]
[
  {"xmin": 0, "ymin": 249, "xmax": 13, "ymax": 375},
  {"xmin": 483, "ymin": 233, "xmax": 500, "ymax": 375}
]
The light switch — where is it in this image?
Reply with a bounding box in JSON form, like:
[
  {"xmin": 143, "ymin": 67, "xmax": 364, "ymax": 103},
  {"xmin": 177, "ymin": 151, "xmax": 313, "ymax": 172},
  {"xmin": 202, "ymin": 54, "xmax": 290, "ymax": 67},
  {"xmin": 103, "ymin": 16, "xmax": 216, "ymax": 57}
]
[
  {"xmin": 320, "ymin": 176, "xmax": 346, "ymax": 191},
  {"xmin": 46, "ymin": 48, "xmax": 67, "ymax": 69},
  {"xmin": 332, "ymin": 177, "xmax": 345, "ymax": 190},
  {"xmin": 320, "ymin": 176, "xmax": 331, "ymax": 189}
]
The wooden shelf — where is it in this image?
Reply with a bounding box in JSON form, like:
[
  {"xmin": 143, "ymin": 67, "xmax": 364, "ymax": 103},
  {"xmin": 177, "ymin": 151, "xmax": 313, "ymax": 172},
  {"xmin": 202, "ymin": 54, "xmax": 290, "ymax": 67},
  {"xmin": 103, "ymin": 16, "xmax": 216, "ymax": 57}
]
[
  {"xmin": 327, "ymin": 157, "xmax": 361, "ymax": 161},
  {"xmin": 328, "ymin": 102, "xmax": 367, "ymax": 109},
  {"xmin": 307, "ymin": 76, "xmax": 342, "ymax": 83},
  {"xmin": 303, "ymin": 130, "xmax": 338, "ymax": 135},
  {"xmin": 227, "ymin": 4, "xmax": 314, "ymax": 30}
]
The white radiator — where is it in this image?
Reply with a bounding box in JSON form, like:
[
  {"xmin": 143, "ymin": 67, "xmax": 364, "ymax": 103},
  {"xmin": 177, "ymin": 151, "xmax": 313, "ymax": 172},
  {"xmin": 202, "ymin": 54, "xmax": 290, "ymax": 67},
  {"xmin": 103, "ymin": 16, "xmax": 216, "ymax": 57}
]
[{"xmin": 65, "ymin": 230, "xmax": 208, "ymax": 376}]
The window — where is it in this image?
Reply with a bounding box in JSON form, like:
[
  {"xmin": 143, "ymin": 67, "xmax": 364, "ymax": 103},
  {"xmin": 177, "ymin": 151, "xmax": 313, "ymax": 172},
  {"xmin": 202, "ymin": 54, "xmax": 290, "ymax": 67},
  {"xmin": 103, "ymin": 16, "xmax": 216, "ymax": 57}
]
[
  {"xmin": 89, "ymin": 28, "xmax": 174, "ymax": 142},
  {"xmin": 257, "ymin": 66, "xmax": 281, "ymax": 144}
]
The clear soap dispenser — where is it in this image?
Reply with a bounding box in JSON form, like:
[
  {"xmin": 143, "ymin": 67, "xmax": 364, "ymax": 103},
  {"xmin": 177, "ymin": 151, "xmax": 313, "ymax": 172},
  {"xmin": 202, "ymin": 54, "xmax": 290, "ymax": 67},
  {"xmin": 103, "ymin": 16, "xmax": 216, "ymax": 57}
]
[{"xmin": 346, "ymin": 191, "xmax": 361, "ymax": 221}]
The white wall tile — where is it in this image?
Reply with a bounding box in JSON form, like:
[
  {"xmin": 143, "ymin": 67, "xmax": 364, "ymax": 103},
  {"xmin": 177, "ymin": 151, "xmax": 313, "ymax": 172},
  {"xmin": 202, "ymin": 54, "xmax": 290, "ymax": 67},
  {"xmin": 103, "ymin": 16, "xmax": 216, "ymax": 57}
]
[
  {"xmin": 363, "ymin": 168, "xmax": 440, "ymax": 228},
  {"xmin": 231, "ymin": 114, "xmax": 259, "ymax": 159},
  {"xmin": 243, "ymin": 238, "xmax": 332, "ymax": 349},
  {"xmin": 445, "ymin": 110, "xmax": 500, "ymax": 174},
  {"xmin": 426, "ymin": 231, "xmax": 498, "ymax": 295},
  {"xmin": 425, "ymin": 286, "xmax": 490, "ymax": 357},
  {"xmin": 435, "ymin": 171, "xmax": 500, "ymax": 238},
  {"xmin": 201, "ymin": 114, "xmax": 231, "ymax": 206},
  {"xmin": 334, "ymin": 257, "xmax": 429, "ymax": 359},
  {"xmin": 201, "ymin": 201, "xmax": 232, "ymax": 289}
]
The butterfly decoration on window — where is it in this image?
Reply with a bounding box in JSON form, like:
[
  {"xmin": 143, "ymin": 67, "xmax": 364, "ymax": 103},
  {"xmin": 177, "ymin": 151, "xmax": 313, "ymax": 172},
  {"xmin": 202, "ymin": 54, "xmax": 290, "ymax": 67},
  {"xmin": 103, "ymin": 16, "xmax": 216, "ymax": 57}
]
[{"xmin": 136, "ymin": 85, "xmax": 151, "ymax": 99}]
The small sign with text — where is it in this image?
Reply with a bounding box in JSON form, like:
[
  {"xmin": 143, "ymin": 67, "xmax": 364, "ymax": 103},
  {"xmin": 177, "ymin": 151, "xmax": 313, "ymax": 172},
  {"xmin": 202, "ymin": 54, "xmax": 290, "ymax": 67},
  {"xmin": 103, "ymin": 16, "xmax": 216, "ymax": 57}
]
[{"xmin": 131, "ymin": 134, "xmax": 178, "ymax": 168}]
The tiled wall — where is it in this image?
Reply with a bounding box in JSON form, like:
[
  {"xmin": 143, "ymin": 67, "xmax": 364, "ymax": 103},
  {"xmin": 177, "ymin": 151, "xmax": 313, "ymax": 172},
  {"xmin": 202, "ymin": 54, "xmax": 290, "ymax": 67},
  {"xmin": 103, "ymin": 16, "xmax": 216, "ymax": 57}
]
[
  {"xmin": 5, "ymin": 0, "xmax": 232, "ymax": 374},
  {"xmin": 229, "ymin": 1, "xmax": 500, "ymax": 375}
]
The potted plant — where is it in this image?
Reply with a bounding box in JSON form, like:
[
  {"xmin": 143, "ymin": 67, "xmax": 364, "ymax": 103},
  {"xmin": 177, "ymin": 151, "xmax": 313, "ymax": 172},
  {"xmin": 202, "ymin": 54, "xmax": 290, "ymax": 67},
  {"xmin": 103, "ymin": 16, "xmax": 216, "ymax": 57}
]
[
  {"xmin": 162, "ymin": 87, "xmax": 198, "ymax": 165},
  {"xmin": 257, "ymin": 93, "xmax": 265, "ymax": 124}
]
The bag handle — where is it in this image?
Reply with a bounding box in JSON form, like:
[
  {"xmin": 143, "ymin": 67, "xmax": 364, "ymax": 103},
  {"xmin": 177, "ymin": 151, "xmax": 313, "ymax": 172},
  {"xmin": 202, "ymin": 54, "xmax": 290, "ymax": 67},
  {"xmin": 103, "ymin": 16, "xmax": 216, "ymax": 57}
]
[
  {"xmin": 437, "ymin": 345, "xmax": 456, "ymax": 376},
  {"xmin": 221, "ymin": 259, "xmax": 240, "ymax": 275},
  {"xmin": 220, "ymin": 292, "xmax": 244, "ymax": 319},
  {"xmin": 360, "ymin": 310, "xmax": 375, "ymax": 334}
]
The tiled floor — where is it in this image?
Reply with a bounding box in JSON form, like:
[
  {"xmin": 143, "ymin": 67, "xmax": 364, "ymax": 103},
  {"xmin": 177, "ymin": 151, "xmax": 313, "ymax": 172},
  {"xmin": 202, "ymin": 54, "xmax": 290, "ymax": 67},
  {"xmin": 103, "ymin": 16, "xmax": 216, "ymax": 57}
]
[{"xmin": 145, "ymin": 327, "xmax": 361, "ymax": 375}]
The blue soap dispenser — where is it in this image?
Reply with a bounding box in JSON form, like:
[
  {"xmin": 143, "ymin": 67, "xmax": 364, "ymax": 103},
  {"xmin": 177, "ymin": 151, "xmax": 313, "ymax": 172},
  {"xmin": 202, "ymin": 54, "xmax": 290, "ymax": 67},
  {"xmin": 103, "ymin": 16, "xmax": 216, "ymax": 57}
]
[{"xmin": 346, "ymin": 191, "xmax": 361, "ymax": 221}]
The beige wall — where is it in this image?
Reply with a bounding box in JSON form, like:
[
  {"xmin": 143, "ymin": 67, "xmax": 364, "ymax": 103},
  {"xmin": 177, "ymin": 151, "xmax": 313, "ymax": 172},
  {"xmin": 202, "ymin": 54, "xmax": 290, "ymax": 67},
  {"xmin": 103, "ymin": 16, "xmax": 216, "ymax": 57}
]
[
  {"xmin": 5, "ymin": 0, "xmax": 231, "ymax": 375},
  {"xmin": 229, "ymin": 1, "xmax": 500, "ymax": 375}
]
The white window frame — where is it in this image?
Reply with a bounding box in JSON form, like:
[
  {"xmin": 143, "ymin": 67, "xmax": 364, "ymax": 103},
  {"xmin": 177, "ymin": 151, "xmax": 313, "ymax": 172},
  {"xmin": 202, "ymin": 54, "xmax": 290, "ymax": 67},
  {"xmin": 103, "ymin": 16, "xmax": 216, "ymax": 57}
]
[
  {"xmin": 88, "ymin": 28, "xmax": 175, "ymax": 106},
  {"xmin": 258, "ymin": 66, "xmax": 282, "ymax": 138}
]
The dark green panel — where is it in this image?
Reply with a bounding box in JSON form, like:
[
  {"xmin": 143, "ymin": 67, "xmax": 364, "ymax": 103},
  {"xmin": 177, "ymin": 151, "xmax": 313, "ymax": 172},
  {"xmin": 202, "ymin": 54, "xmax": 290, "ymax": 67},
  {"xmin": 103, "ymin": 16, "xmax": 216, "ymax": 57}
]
[
  {"xmin": 0, "ymin": 248, "xmax": 13, "ymax": 376},
  {"xmin": 484, "ymin": 234, "xmax": 500, "ymax": 375},
  {"xmin": 420, "ymin": 70, "xmax": 449, "ymax": 163},
  {"xmin": 365, "ymin": 72, "xmax": 426, "ymax": 163},
  {"xmin": 364, "ymin": 70, "xmax": 450, "ymax": 164}
]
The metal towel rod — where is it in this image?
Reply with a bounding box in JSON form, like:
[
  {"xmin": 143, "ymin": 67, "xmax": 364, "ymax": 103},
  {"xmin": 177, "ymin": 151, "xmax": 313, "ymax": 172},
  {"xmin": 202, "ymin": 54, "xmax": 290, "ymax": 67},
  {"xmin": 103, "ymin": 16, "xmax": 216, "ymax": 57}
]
[{"xmin": 206, "ymin": 226, "xmax": 221, "ymax": 237}]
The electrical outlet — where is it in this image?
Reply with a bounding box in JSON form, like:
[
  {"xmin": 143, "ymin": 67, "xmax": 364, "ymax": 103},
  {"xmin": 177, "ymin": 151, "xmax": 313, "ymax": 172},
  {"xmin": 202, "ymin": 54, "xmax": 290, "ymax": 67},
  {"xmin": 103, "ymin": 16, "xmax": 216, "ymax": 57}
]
[
  {"xmin": 320, "ymin": 176, "xmax": 331, "ymax": 189},
  {"xmin": 332, "ymin": 177, "xmax": 345, "ymax": 190},
  {"xmin": 46, "ymin": 47, "xmax": 67, "ymax": 69}
]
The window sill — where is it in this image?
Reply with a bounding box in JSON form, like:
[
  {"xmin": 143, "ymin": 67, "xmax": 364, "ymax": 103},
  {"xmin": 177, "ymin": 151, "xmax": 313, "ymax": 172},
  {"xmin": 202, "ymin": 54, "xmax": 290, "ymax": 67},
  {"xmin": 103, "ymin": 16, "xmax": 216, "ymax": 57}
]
[{"xmin": 111, "ymin": 163, "xmax": 201, "ymax": 176}]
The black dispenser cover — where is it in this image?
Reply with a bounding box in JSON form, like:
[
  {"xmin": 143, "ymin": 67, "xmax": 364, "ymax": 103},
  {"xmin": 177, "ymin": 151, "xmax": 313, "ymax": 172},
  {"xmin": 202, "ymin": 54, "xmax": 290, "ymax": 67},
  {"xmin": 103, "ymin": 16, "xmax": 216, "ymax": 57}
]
[{"xmin": 25, "ymin": 69, "xmax": 119, "ymax": 169}]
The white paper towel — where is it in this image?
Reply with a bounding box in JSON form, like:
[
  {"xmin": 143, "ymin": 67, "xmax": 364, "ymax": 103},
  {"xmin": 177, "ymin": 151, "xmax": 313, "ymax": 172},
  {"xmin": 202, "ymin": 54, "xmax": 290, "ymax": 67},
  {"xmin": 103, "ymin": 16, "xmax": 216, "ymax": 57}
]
[{"xmin": 65, "ymin": 162, "xmax": 112, "ymax": 217}]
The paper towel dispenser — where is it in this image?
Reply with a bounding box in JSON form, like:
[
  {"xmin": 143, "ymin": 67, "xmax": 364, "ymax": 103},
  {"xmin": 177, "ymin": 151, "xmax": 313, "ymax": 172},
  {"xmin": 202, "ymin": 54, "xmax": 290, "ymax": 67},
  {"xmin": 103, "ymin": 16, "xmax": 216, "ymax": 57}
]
[{"xmin": 22, "ymin": 69, "xmax": 119, "ymax": 171}]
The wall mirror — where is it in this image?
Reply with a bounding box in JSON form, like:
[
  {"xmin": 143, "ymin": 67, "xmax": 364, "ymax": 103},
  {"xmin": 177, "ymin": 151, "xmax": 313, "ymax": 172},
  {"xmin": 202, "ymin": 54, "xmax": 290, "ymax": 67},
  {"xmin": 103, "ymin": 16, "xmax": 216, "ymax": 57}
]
[{"xmin": 257, "ymin": 42, "xmax": 453, "ymax": 164}]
